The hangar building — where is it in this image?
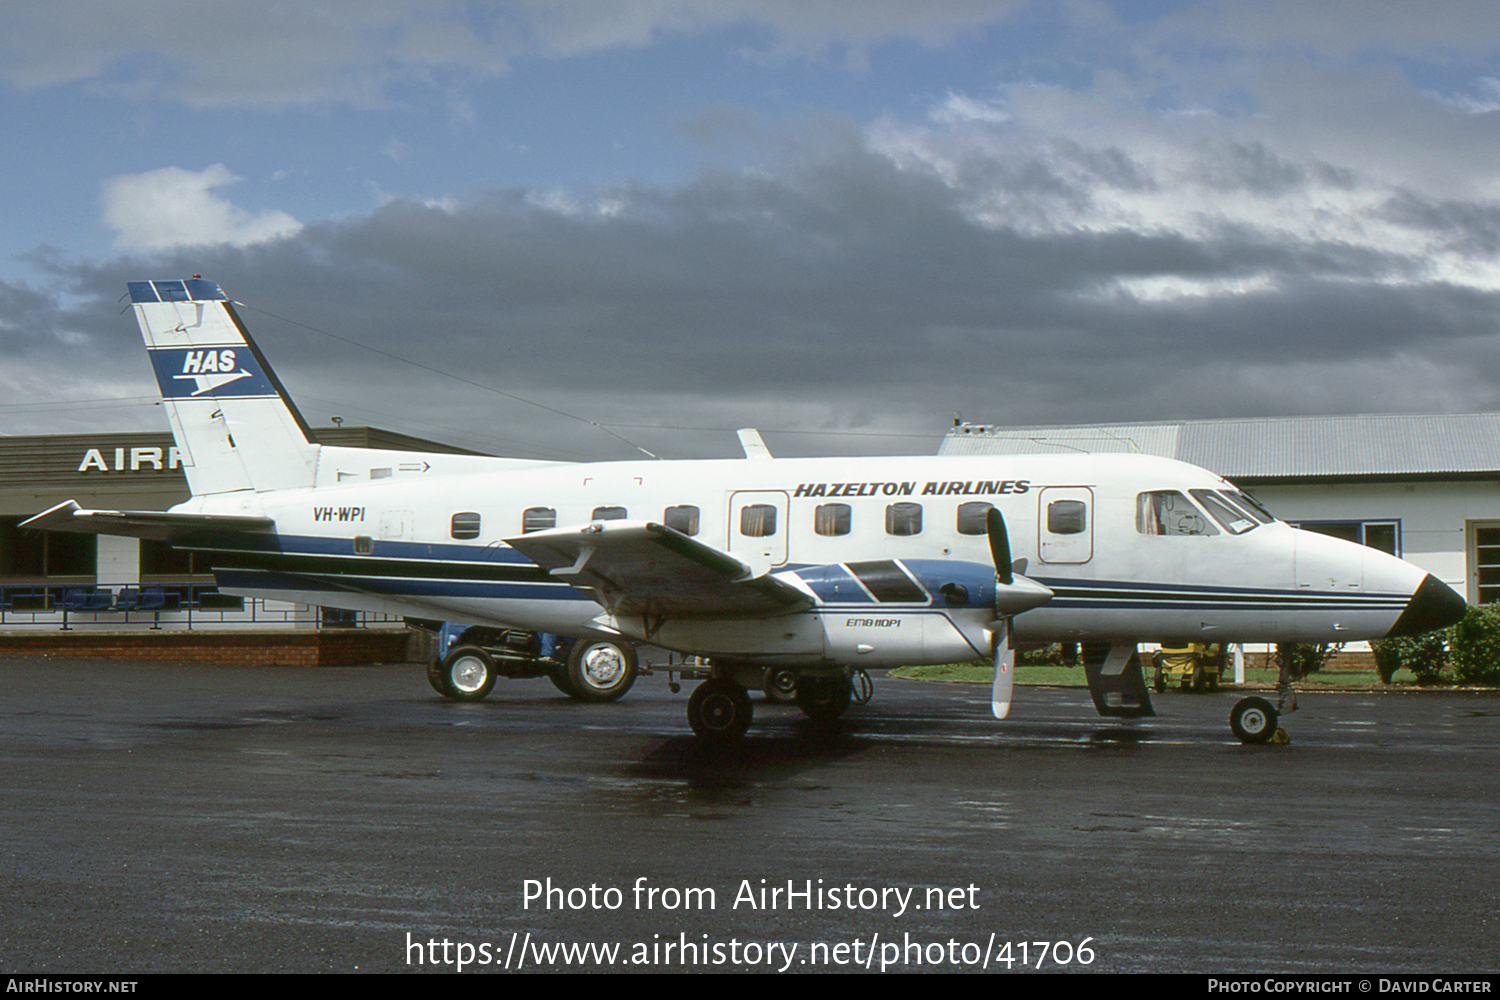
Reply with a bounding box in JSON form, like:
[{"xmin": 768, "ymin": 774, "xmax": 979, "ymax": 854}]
[
  {"xmin": 0, "ymin": 426, "xmax": 485, "ymax": 630},
  {"xmin": 940, "ymin": 412, "xmax": 1498, "ymax": 606}
]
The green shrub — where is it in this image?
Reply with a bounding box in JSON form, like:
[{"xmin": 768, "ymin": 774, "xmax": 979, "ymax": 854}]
[
  {"xmin": 1370, "ymin": 631, "xmax": 1449, "ymax": 685},
  {"xmin": 1018, "ymin": 643, "xmax": 1068, "ymax": 666},
  {"xmin": 1449, "ymin": 604, "xmax": 1500, "ymax": 685},
  {"xmin": 1275, "ymin": 642, "xmax": 1340, "ymax": 679}
]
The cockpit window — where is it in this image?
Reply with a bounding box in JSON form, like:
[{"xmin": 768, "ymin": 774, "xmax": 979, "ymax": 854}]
[
  {"xmin": 1190, "ymin": 490, "xmax": 1257, "ymax": 534},
  {"xmin": 1137, "ymin": 491, "xmax": 1218, "ymax": 536},
  {"xmin": 1225, "ymin": 490, "xmax": 1275, "ymax": 523}
]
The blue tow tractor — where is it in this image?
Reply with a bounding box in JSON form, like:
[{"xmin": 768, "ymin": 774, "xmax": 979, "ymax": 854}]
[{"xmin": 426, "ymin": 623, "xmax": 640, "ymax": 703}]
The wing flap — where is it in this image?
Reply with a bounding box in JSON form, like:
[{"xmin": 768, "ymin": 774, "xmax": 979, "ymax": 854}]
[
  {"xmin": 21, "ymin": 500, "xmax": 274, "ymax": 542},
  {"xmin": 505, "ymin": 520, "xmax": 811, "ymax": 618}
]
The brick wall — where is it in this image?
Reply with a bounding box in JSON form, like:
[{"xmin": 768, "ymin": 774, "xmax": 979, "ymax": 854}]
[{"xmin": 0, "ymin": 628, "xmax": 419, "ymax": 666}]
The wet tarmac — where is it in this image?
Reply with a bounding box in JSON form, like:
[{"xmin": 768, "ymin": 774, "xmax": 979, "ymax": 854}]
[{"xmin": 1, "ymin": 655, "xmax": 1496, "ymax": 974}]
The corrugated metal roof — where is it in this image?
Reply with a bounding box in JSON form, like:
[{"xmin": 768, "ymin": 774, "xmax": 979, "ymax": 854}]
[
  {"xmin": 938, "ymin": 413, "xmax": 1500, "ymax": 479},
  {"xmin": 940, "ymin": 422, "xmax": 1181, "ymax": 457}
]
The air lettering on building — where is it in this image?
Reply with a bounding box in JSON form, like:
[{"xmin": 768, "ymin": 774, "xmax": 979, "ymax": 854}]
[{"xmin": 77, "ymin": 447, "xmax": 184, "ymax": 473}]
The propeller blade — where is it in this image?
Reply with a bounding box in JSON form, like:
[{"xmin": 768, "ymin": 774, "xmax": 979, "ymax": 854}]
[
  {"xmin": 986, "ymin": 507, "xmax": 1013, "ymax": 586},
  {"xmin": 991, "ymin": 617, "xmax": 1014, "ymax": 719}
]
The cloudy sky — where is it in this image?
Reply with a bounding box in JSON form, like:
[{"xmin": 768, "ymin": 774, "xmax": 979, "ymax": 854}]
[{"xmin": 5, "ymin": 1, "xmax": 1500, "ymax": 461}]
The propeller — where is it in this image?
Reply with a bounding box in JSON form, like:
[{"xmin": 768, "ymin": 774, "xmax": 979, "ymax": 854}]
[{"xmin": 985, "ymin": 507, "xmax": 1053, "ymax": 720}]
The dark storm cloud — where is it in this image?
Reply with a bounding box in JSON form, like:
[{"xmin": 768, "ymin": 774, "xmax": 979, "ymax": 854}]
[
  {"xmin": 11, "ymin": 126, "xmax": 1500, "ymax": 457},
  {"xmin": 1378, "ymin": 189, "xmax": 1500, "ymax": 256}
]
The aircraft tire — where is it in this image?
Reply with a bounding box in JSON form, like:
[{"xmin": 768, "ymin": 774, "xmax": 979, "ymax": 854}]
[
  {"xmin": 687, "ymin": 678, "xmax": 753, "ymax": 740},
  {"xmin": 565, "ymin": 640, "xmax": 638, "ymax": 702},
  {"xmin": 440, "ymin": 645, "xmax": 497, "ymax": 701},
  {"xmin": 426, "ymin": 657, "xmax": 448, "ymax": 695},
  {"xmin": 1230, "ymin": 696, "xmax": 1278, "ymax": 744},
  {"xmin": 762, "ymin": 667, "xmax": 798, "ymax": 703},
  {"xmin": 548, "ymin": 664, "xmax": 578, "ymax": 698},
  {"xmin": 796, "ymin": 676, "xmax": 852, "ymax": 724}
]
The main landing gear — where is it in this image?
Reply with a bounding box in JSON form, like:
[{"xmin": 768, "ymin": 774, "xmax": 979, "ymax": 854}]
[{"xmin": 685, "ymin": 667, "xmax": 859, "ymax": 741}]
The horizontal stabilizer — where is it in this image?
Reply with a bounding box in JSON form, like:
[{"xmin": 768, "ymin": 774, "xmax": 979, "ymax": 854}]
[
  {"xmin": 21, "ymin": 500, "xmax": 274, "ymax": 542},
  {"xmin": 506, "ymin": 519, "xmax": 812, "ymax": 618}
]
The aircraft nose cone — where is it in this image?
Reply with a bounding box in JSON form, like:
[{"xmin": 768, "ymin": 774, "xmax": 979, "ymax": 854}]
[{"xmin": 1386, "ymin": 574, "xmax": 1467, "ymax": 638}]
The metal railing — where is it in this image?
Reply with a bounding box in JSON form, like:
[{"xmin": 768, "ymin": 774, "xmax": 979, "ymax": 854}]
[{"xmin": 0, "ymin": 583, "xmax": 405, "ymax": 631}]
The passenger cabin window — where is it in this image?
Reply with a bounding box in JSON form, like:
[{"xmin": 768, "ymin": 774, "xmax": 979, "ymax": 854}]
[
  {"xmin": 450, "ymin": 512, "xmax": 482, "ymax": 540},
  {"xmin": 886, "ymin": 502, "xmax": 922, "ymax": 536},
  {"xmin": 522, "ymin": 507, "xmax": 556, "ymax": 533},
  {"xmin": 815, "ymin": 503, "xmax": 852, "ymax": 536},
  {"xmin": 1047, "ymin": 500, "xmax": 1087, "ymax": 535},
  {"xmin": 1137, "ymin": 491, "xmax": 1217, "ymax": 536},
  {"xmin": 1190, "ymin": 490, "xmax": 1257, "ymax": 534},
  {"xmin": 740, "ymin": 504, "xmax": 778, "ymax": 537},
  {"xmin": 663, "ymin": 505, "xmax": 699, "ymax": 535},
  {"xmin": 592, "ymin": 506, "xmax": 627, "ymax": 521},
  {"xmin": 956, "ymin": 502, "xmax": 993, "ymax": 535}
]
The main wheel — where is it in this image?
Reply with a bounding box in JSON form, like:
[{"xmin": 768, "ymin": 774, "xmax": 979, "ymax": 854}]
[
  {"xmin": 762, "ymin": 667, "xmax": 798, "ymax": 703},
  {"xmin": 440, "ymin": 645, "xmax": 497, "ymax": 701},
  {"xmin": 565, "ymin": 639, "xmax": 638, "ymax": 702},
  {"xmin": 1230, "ymin": 696, "xmax": 1279, "ymax": 744},
  {"xmin": 426, "ymin": 657, "xmax": 448, "ymax": 695},
  {"xmin": 548, "ymin": 663, "xmax": 578, "ymax": 698},
  {"xmin": 687, "ymin": 678, "xmax": 753, "ymax": 740},
  {"xmin": 796, "ymin": 676, "xmax": 852, "ymax": 723}
]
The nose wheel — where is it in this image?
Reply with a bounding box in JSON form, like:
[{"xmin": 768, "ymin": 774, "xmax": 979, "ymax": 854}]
[{"xmin": 1230, "ymin": 695, "xmax": 1291, "ymax": 744}]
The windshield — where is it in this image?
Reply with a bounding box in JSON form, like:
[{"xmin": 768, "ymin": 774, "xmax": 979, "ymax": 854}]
[
  {"xmin": 1223, "ymin": 490, "xmax": 1275, "ymax": 523},
  {"xmin": 1190, "ymin": 489, "xmax": 1258, "ymax": 534}
]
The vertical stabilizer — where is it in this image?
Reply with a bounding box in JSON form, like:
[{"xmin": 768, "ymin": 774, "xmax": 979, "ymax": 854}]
[{"xmin": 129, "ymin": 278, "xmax": 318, "ymax": 495}]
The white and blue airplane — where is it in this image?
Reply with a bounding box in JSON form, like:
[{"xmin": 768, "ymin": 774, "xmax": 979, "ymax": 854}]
[{"xmin": 25, "ymin": 278, "xmax": 1467, "ymax": 742}]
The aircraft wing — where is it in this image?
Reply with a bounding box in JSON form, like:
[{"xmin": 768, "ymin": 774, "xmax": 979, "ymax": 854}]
[
  {"xmin": 21, "ymin": 500, "xmax": 275, "ymax": 542},
  {"xmin": 505, "ymin": 520, "xmax": 813, "ymax": 618}
]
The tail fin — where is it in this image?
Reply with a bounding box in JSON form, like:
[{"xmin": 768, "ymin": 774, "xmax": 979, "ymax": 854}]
[{"xmin": 129, "ymin": 278, "xmax": 318, "ymax": 495}]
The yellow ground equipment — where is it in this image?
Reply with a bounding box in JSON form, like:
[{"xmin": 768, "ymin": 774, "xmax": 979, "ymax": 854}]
[{"xmin": 1152, "ymin": 642, "xmax": 1226, "ymax": 692}]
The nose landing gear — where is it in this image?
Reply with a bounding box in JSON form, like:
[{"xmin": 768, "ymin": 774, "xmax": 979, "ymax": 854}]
[{"xmin": 1230, "ymin": 649, "xmax": 1297, "ymax": 744}]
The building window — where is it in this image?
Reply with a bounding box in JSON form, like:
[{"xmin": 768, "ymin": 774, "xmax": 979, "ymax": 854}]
[
  {"xmin": 0, "ymin": 518, "xmax": 95, "ymax": 579},
  {"xmin": 815, "ymin": 503, "xmax": 851, "ymax": 536},
  {"xmin": 1472, "ymin": 524, "xmax": 1500, "ymax": 604},
  {"xmin": 140, "ymin": 539, "xmax": 210, "ymax": 578},
  {"xmin": 522, "ymin": 507, "xmax": 556, "ymax": 533},
  {"xmin": 450, "ymin": 512, "xmax": 481, "ymax": 539},
  {"xmin": 886, "ymin": 502, "xmax": 922, "ymax": 536},
  {"xmin": 663, "ymin": 505, "xmax": 699, "ymax": 535},
  {"xmin": 956, "ymin": 502, "xmax": 992, "ymax": 535},
  {"xmin": 1296, "ymin": 520, "xmax": 1399, "ymax": 556}
]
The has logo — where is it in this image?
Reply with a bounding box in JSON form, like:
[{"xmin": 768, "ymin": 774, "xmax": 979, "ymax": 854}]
[{"xmin": 149, "ymin": 346, "xmax": 275, "ymax": 399}]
